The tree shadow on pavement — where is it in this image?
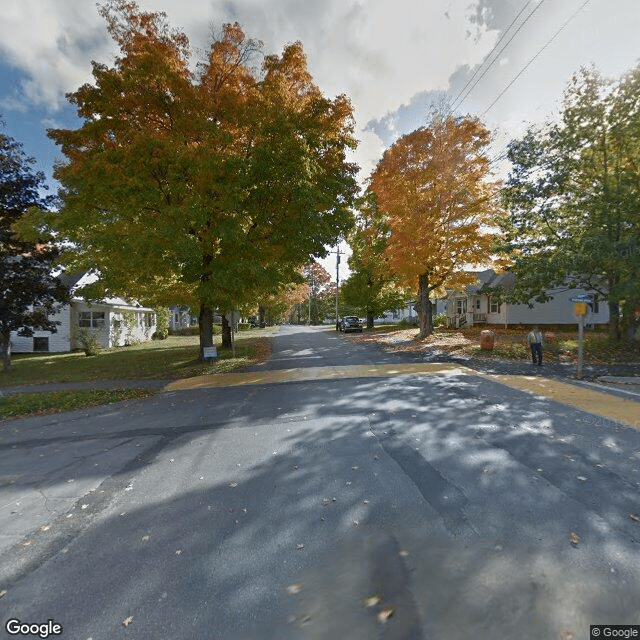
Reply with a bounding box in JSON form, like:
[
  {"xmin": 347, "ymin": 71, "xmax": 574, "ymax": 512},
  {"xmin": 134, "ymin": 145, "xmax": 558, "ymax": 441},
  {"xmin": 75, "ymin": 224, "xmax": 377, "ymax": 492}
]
[{"xmin": 1, "ymin": 373, "xmax": 640, "ymax": 639}]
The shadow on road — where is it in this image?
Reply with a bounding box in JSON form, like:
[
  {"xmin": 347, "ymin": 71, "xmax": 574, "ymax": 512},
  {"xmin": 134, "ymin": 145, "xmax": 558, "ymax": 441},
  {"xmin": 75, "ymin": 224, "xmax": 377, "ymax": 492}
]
[{"xmin": 2, "ymin": 372, "xmax": 640, "ymax": 638}]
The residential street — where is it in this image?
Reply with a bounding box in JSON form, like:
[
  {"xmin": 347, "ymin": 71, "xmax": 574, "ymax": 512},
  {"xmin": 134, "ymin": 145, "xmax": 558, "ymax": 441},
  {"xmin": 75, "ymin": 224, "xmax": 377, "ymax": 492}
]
[{"xmin": 1, "ymin": 325, "xmax": 640, "ymax": 639}]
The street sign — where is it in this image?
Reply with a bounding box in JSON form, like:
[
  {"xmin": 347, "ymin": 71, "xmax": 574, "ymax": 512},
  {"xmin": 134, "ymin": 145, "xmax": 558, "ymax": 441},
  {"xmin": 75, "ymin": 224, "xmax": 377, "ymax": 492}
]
[
  {"xmin": 203, "ymin": 346, "xmax": 217, "ymax": 361},
  {"xmin": 573, "ymin": 302, "xmax": 588, "ymax": 317}
]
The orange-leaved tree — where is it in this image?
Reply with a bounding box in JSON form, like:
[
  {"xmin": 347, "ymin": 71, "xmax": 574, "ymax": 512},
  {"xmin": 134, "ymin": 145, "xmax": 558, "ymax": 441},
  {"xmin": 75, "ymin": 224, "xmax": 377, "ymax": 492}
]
[{"xmin": 369, "ymin": 114, "xmax": 502, "ymax": 338}]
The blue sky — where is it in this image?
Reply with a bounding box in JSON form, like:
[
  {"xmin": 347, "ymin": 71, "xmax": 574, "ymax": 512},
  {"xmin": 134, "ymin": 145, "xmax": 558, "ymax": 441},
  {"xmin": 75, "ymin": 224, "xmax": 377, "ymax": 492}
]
[{"xmin": 1, "ymin": 0, "xmax": 639, "ymax": 277}]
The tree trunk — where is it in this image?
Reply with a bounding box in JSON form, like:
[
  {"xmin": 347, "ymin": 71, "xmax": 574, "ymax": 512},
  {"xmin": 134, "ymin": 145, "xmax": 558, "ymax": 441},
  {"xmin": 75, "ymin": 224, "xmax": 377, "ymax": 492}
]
[
  {"xmin": 417, "ymin": 273, "xmax": 433, "ymax": 339},
  {"xmin": 1, "ymin": 329, "xmax": 12, "ymax": 373},
  {"xmin": 198, "ymin": 303, "xmax": 214, "ymax": 361},
  {"xmin": 221, "ymin": 314, "xmax": 233, "ymax": 350},
  {"xmin": 258, "ymin": 305, "xmax": 266, "ymax": 326},
  {"xmin": 609, "ymin": 299, "xmax": 621, "ymax": 341},
  {"xmin": 366, "ymin": 312, "xmax": 374, "ymax": 329}
]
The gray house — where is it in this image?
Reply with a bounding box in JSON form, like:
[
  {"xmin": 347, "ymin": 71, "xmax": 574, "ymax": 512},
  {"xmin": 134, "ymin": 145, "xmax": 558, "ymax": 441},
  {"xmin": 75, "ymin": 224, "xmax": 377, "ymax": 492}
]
[{"xmin": 445, "ymin": 270, "xmax": 609, "ymax": 328}]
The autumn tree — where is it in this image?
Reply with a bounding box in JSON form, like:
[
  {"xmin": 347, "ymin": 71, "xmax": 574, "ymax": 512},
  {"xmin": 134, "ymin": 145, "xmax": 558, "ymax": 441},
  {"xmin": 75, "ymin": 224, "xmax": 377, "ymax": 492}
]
[
  {"xmin": 21, "ymin": 1, "xmax": 357, "ymax": 358},
  {"xmin": 369, "ymin": 114, "xmax": 501, "ymax": 338},
  {"xmin": 342, "ymin": 192, "xmax": 409, "ymax": 328},
  {"xmin": 501, "ymin": 65, "xmax": 640, "ymax": 339},
  {"xmin": 0, "ymin": 127, "xmax": 70, "ymax": 372},
  {"xmin": 302, "ymin": 261, "xmax": 332, "ymax": 324}
]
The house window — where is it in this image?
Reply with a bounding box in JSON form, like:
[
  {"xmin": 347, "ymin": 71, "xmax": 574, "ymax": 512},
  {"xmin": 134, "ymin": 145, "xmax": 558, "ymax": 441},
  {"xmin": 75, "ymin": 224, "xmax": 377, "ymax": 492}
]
[
  {"xmin": 456, "ymin": 299, "xmax": 467, "ymax": 315},
  {"xmin": 79, "ymin": 311, "xmax": 105, "ymax": 328},
  {"xmin": 489, "ymin": 298, "xmax": 501, "ymax": 314},
  {"xmin": 33, "ymin": 337, "xmax": 49, "ymax": 352},
  {"xmin": 142, "ymin": 312, "xmax": 155, "ymax": 329}
]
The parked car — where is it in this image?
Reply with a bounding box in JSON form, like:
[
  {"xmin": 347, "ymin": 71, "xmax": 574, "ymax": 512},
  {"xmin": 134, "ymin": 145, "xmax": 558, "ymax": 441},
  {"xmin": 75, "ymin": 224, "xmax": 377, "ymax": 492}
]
[{"xmin": 339, "ymin": 316, "xmax": 363, "ymax": 333}]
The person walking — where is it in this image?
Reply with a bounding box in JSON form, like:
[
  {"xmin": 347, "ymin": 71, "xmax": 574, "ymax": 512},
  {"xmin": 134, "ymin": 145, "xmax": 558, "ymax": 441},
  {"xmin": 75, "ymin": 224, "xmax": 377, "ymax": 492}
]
[{"xmin": 527, "ymin": 325, "xmax": 543, "ymax": 365}]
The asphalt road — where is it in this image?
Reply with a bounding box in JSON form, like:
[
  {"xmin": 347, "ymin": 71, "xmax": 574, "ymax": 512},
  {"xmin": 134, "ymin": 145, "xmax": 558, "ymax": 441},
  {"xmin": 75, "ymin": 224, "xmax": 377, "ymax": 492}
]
[{"xmin": 1, "ymin": 325, "xmax": 640, "ymax": 640}]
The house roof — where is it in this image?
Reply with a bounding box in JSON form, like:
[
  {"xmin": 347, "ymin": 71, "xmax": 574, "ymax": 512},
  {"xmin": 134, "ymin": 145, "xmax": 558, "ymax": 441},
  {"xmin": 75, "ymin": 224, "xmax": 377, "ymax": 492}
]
[
  {"xmin": 447, "ymin": 269, "xmax": 516, "ymax": 297},
  {"xmin": 59, "ymin": 271, "xmax": 154, "ymax": 312}
]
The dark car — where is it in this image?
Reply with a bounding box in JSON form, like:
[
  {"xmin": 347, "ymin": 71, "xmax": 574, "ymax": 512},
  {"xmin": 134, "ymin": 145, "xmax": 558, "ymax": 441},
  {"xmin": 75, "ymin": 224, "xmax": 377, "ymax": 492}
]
[{"xmin": 339, "ymin": 316, "xmax": 363, "ymax": 333}]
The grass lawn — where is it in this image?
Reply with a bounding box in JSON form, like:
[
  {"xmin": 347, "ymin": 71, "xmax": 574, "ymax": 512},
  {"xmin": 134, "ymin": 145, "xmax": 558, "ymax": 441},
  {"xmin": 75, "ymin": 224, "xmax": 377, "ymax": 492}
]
[
  {"xmin": 0, "ymin": 330, "xmax": 274, "ymax": 388},
  {"xmin": 0, "ymin": 388, "xmax": 155, "ymax": 420}
]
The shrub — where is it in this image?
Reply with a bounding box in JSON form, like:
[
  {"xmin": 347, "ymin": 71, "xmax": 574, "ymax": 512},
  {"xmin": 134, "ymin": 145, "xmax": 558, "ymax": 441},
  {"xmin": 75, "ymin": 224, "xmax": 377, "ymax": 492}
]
[
  {"xmin": 236, "ymin": 323, "xmax": 251, "ymax": 331},
  {"xmin": 398, "ymin": 318, "xmax": 418, "ymax": 328},
  {"xmin": 170, "ymin": 326, "xmax": 199, "ymax": 336},
  {"xmin": 433, "ymin": 313, "xmax": 447, "ymax": 328},
  {"xmin": 76, "ymin": 329, "xmax": 101, "ymax": 356},
  {"xmin": 152, "ymin": 329, "xmax": 168, "ymax": 340},
  {"xmin": 154, "ymin": 307, "xmax": 171, "ymax": 337}
]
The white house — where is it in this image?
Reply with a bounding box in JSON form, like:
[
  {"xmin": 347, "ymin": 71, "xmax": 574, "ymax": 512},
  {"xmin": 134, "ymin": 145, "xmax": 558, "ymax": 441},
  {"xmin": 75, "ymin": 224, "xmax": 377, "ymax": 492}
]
[
  {"xmin": 11, "ymin": 272, "xmax": 157, "ymax": 353},
  {"xmin": 376, "ymin": 299, "xmax": 448, "ymax": 325},
  {"xmin": 445, "ymin": 269, "xmax": 609, "ymax": 328}
]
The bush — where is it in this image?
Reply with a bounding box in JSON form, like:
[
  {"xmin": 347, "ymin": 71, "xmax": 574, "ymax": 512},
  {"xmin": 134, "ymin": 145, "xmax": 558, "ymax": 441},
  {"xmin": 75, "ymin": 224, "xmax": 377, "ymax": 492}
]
[
  {"xmin": 236, "ymin": 323, "xmax": 251, "ymax": 331},
  {"xmin": 152, "ymin": 329, "xmax": 169, "ymax": 340},
  {"xmin": 398, "ymin": 318, "xmax": 418, "ymax": 328},
  {"xmin": 433, "ymin": 313, "xmax": 447, "ymax": 328},
  {"xmin": 75, "ymin": 329, "xmax": 101, "ymax": 357},
  {"xmin": 170, "ymin": 326, "xmax": 199, "ymax": 336}
]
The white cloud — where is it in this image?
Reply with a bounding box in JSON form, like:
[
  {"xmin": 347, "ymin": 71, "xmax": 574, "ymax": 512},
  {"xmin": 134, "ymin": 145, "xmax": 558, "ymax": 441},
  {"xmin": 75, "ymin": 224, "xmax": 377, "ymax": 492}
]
[
  {"xmin": 0, "ymin": 0, "xmax": 110, "ymax": 110},
  {"xmin": 2, "ymin": 0, "xmax": 639, "ymax": 184}
]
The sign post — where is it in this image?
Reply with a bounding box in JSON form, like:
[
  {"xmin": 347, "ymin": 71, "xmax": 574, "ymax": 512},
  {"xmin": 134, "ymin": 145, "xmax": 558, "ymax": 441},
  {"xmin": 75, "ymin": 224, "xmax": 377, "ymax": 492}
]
[{"xmin": 571, "ymin": 295, "xmax": 591, "ymax": 380}]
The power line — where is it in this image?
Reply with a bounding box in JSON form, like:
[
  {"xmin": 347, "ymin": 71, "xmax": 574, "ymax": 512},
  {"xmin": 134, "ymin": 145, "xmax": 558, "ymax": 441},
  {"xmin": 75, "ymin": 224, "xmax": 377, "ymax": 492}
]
[
  {"xmin": 482, "ymin": 0, "xmax": 592, "ymax": 116},
  {"xmin": 450, "ymin": 0, "xmax": 545, "ymax": 114},
  {"xmin": 449, "ymin": 0, "xmax": 534, "ymax": 113},
  {"xmin": 444, "ymin": 0, "xmax": 532, "ymax": 111}
]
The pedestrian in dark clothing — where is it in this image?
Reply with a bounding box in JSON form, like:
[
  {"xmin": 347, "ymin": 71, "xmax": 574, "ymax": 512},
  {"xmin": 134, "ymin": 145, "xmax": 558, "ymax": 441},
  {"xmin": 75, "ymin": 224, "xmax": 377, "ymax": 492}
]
[{"xmin": 527, "ymin": 326, "xmax": 543, "ymax": 365}]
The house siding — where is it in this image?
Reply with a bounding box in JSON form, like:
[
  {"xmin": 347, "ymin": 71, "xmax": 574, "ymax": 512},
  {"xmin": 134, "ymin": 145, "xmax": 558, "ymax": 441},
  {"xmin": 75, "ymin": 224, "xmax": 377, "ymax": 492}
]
[
  {"xmin": 446, "ymin": 272, "xmax": 610, "ymax": 327},
  {"xmin": 9, "ymin": 307, "xmax": 72, "ymax": 353},
  {"xmin": 505, "ymin": 289, "xmax": 610, "ymax": 326},
  {"xmin": 11, "ymin": 303, "xmax": 156, "ymax": 353}
]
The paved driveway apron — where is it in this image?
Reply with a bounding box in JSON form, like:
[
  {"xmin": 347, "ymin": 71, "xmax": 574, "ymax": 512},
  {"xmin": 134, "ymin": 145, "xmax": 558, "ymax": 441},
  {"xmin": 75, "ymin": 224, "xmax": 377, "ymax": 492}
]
[{"xmin": 1, "ymin": 325, "xmax": 640, "ymax": 640}]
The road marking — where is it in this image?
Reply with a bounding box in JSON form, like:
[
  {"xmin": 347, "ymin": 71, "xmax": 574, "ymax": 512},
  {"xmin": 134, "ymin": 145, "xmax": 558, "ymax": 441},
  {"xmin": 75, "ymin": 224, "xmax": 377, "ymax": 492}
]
[
  {"xmin": 164, "ymin": 364, "xmax": 640, "ymax": 430},
  {"xmin": 164, "ymin": 363, "xmax": 468, "ymax": 391},
  {"xmin": 479, "ymin": 373, "xmax": 640, "ymax": 430}
]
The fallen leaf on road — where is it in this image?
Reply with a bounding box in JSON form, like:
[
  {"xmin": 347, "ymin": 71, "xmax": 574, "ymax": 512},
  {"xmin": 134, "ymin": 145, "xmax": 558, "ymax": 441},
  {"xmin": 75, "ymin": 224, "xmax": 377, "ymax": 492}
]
[
  {"xmin": 576, "ymin": 476, "xmax": 588, "ymax": 482},
  {"xmin": 0, "ymin": 589, "xmax": 7, "ymax": 598},
  {"xmin": 122, "ymin": 616, "xmax": 133, "ymax": 628},
  {"xmin": 363, "ymin": 594, "xmax": 380, "ymax": 607},
  {"xmin": 228, "ymin": 481, "xmax": 238, "ymax": 488},
  {"xmin": 363, "ymin": 499, "xmax": 369, "ymax": 505},
  {"xmin": 629, "ymin": 513, "xmax": 640, "ymax": 523},
  {"xmin": 175, "ymin": 549, "xmax": 182, "ymax": 555},
  {"xmin": 321, "ymin": 498, "xmax": 331, "ymax": 506},
  {"xmin": 399, "ymin": 549, "xmax": 410, "ymax": 557},
  {"xmin": 141, "ymin": 535, "xmax": 150, "ymax": 542},
  {"xmin": 296, "ymin": 543, "xmax": 305, "ymax": 550},
  {"xmin": 40, "ymin": 525, "xmax": 50, "ymax": 532},
  {"xmin": 21, "ymin": 541, "xmax": 32, "ymax": 548},
  {"xmin": 286, "ymin": 583, "xmax": 303, "ymax": 595},
  {"xmin": 378, "ymin": 607, "xmax": 395, "ymax": 623},
  {"xmin": 352, "ymin": 465, "xmax": 359, "ymax": 470},
  {"xmin": 569, "ymin": 532, "xmax": 580, "ymax": 547}
]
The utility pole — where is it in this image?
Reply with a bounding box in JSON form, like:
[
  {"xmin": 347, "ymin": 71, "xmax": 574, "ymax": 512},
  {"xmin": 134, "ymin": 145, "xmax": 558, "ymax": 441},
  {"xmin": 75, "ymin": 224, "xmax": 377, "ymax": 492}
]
[{"xmin": 335, "ymin": 247, "xmax": 341, "ymax": 330}]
